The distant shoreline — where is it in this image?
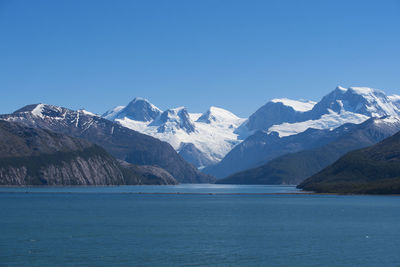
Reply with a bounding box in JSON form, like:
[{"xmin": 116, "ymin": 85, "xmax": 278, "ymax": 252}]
[{"xmin": 1, "ymin": 191, "xmax": 399, "ymax": 196}]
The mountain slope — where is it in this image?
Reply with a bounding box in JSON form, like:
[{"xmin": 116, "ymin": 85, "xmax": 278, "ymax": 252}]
[
  {"xmin": 177, "ymin": 142, "xmax": 214, "ymax": 168},
  {"xmin": 1, "ymin": 104, "xmax": 214, "ymax": 183},
  {"xmin": 118, "ymin": 160, "xmax": 178, "ymax": 185},
  {"xmin": 298, "ymin": 129, "xmax": 400, "ymax": 194},
  {"xmin": 217, "ymin": 117, "xmax": 400, "ymax": 185},
  {"xmin": 204, "ymin": 125, "xmax": 355, "ymax": 178}
]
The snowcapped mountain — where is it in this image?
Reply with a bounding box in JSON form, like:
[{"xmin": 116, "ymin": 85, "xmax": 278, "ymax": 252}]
[
  {"xmin": 204, "ymin": 86, "xmax": 400, "ymax": 178},
  {"xmin": 239, "ymin": 86, "xmax": 400, "ymax": 138},
  {"xmin": 103, "ymin": 100, "xmax": 246, "ymax": 168},
  {"xmin": 310, "ymin": 86, "xmax": 400, "ymax": 118},
  {"xmin": 237, "ymin": 98, "xmax": 316, "ymax": 136},
  {"xmin": 150, "ymin": 107, "xmax": 196, "ymax": 133},
  {"xmin": 103, "ymin": 97, "xmax": 162, "ymax": 121}
]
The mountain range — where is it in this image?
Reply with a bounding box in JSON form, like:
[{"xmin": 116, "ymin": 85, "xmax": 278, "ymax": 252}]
[
  {"xmin": 0, "ymin": 104, "xmax": 213, "ymax": 184},
  {"xmin": 2, "ymin": 85, "xmax": 400, "ymax": 189},
  {"xmin": 102, "ymin": 86, "xmax": 400, "ymax": 180},
  {"xmin": 204, "ymin": 86, "xmax": 400, "ymax": 178},
  {"xmin": 103, "ymin": 98, "xmax": 246, "ymax": 168}
]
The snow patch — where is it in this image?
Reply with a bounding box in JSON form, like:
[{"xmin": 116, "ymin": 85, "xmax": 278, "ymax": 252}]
[
  {"xmin": 270, "ymin": 98, "xmax": 316, "ymax": 112},
  {"xmin": 102, "ymin": 106, "xmax": 125, "ymax": 120},
  {"xmin": 79, "ymin": 109, "xmax": 97, "ymax": 117},
  {"xmin": 31, "ymin": 104, "xmax": 45, "ymax": 118},
  {"xmin": 268, "ymin": 110, "xmax": 369, "ymax": 137}
]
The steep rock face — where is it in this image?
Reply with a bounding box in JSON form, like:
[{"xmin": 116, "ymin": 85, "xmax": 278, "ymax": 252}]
[
  {"xmin": 1, "ymin": 104, "xmax": 214, "ymax": 183},
  {"xmin": 0, "ymin": 120, "xmax": 125, "ymax": 185},
  {"xmin": 217, "ymin": 117, "xmax": 400, "ymax": 185},
  {"xmin": 298, "ymin": 126, "xmax": 400, "ymax": 194},
  {"xmin": 118, "ymin": 160, "xmax": 178, "ymax": 185},
  {"xmin": 177, "ymin": 142, "xmax": 214, "ymax": 168}
]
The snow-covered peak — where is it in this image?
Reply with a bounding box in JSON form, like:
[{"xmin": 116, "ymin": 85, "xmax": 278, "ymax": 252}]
[
  {"xmin": 151, "ymin": 107, "xmax": 196, "ymax": 134},
  {"xmin": 311, "ymin": 86, "xmax": 400, "ymax": 118},
  {"xmin": 265, "ymin": 86, "xmax": 400, "ymax": 138},
  {"xmin": 348, "ymin": 86, "xmax": 382, "ymax": 96},
  {"xmin": 197, "ymin": 106, "xmax": 244, "ymax": 124},
  {"xmin": 240, "ymin": 97, "xmax": 315, "ymax": 133},
  {"xmin": 131, "ymin": 97, "xmax": 147, "ymax": 102},
  {"xmin": 13, "ymin": 104, "xmax": 66, "ymax": 119},
  {"xmin": 270, "ymin": 98, "xmax": 316, "ymax": 112},
  {"xmin": 103, "ymin": 97, "xmax": 162, "ymax": 122},
  {"xmin": 345, "ymin": 87, "xmax": 399, "ymax": 117},
  {"xmin": 128, "ymin": 97, "xmax": 161, "ymax": 110},
  {"xmin": 156, "ymin": 107, "xmax": 188, "ymax": 123}
]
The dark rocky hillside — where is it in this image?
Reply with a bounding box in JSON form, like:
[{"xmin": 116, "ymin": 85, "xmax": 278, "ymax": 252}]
[
  {"xmin": 0, "ymin": 120, "xmax": 178, "ymax": 186},
  {"xmin": 298, "ymin": 129, "xmax": 400, "ymax": 194},
  {"xmin": 0, "ymin": 120, "xmax": 126, "ymax": 185}
]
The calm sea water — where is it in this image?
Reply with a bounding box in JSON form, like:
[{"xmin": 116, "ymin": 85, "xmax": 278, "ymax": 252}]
[{"xmin": 1, "ymin": 184, "xmax": 400, "ymax": 266}]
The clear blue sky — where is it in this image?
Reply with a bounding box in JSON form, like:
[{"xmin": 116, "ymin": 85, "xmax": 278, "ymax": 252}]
[{"xmin": 1, "ymin": 0, "xmax": 399, "ymax": 117}]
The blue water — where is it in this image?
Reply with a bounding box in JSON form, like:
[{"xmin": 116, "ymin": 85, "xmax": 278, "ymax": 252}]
[{"xmin": 1, "ymin": 185, "xmax": 400, "ymax": 266}]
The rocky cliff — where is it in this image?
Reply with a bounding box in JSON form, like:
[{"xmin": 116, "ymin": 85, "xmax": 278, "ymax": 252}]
[{"xmin": 0, "ymin": 120, "xmax": 178, "ymax": 185}]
